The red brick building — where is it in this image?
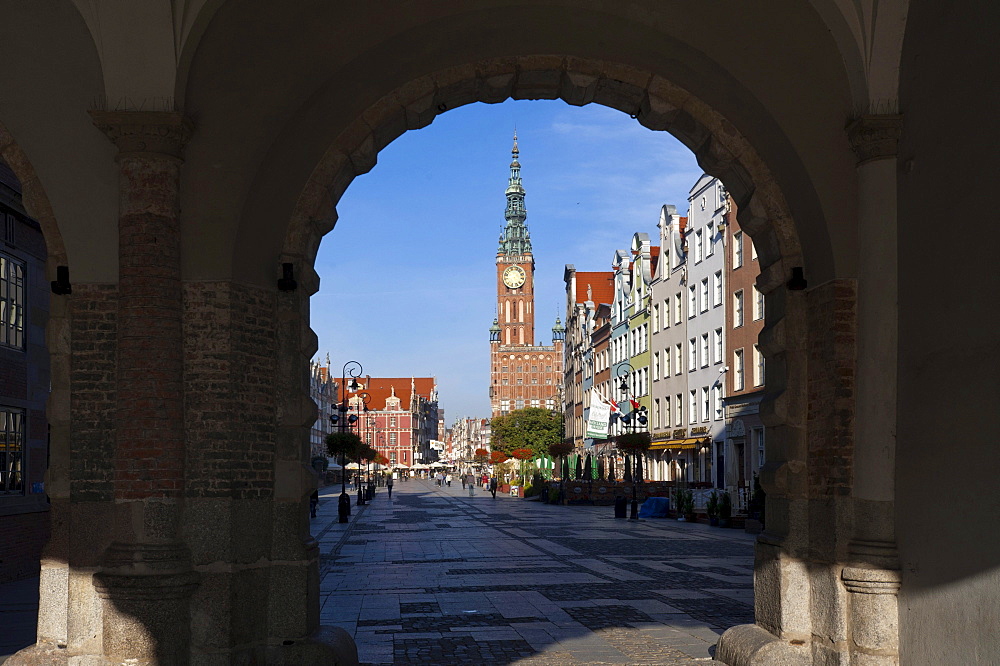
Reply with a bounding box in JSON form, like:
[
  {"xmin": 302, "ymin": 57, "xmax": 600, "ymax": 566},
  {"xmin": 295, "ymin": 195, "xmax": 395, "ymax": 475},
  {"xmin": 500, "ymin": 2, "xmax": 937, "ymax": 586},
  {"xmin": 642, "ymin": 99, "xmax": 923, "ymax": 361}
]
[
  {"xmin": 722, "ymin": 199, "xmax": 766, "ymax": 503},
  {"xmin": 339, "ymin": 376, "xmax": 438, "ymax": 469}
]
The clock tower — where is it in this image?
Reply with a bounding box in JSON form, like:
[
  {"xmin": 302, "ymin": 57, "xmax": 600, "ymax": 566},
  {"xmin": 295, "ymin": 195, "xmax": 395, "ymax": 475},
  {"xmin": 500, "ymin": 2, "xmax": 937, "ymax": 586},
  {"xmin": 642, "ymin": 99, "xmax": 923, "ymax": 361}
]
[
  {"xmin": 496, "ymin": 131, "xmax": 535, "ymax": 346},
  {"xmin": 489, "ymin": 132, "xmax": 565, "ymax": 420}
]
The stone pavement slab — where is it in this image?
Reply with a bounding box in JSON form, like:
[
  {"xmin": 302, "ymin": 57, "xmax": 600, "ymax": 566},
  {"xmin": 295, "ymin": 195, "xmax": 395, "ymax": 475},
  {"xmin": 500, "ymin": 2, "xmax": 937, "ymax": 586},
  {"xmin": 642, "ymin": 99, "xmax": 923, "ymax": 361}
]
[{"xmin": 316, "ymin": 477, "xmax": 751, "ymax": 665}]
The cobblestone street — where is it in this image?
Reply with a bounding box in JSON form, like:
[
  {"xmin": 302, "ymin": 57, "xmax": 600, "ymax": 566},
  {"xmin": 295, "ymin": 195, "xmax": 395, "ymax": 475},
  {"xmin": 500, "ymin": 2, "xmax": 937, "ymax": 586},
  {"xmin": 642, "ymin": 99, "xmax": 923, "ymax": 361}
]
[{"xmin": 315, "ymin": 478, "xmax": 754, "ymax": 665}]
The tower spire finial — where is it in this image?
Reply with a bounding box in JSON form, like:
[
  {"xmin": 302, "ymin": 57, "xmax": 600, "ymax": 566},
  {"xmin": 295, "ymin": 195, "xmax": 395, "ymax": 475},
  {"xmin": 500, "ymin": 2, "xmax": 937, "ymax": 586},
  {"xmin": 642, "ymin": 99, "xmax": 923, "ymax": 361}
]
[{"xmin": 498, "ymin": 129, "xmax": 530, "ymax": 256}]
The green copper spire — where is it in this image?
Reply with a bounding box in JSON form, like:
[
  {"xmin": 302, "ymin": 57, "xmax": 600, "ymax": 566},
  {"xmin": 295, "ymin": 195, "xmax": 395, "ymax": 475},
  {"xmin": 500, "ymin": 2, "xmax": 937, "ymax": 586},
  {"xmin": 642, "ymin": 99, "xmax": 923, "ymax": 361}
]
[{"xmin": 498, "ymin": 130, "xmax": 532, "ymax": 256}]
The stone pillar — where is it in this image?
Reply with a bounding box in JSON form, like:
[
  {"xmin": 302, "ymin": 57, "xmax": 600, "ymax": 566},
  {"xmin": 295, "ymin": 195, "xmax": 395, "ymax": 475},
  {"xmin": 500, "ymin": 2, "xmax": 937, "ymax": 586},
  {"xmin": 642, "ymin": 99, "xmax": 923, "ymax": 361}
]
[
  {"xmin": 88, "ymin": 111, "xmax": 198, "ymax": 665},
  {"xmin": 844, "ymin": 114, "xmax": 903, "ymax": 665}
]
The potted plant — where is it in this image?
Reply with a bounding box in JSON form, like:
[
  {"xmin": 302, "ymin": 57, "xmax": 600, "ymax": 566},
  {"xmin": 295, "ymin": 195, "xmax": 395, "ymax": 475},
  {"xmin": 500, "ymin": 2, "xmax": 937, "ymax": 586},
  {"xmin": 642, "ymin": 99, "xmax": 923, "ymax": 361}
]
[
  {"xmin": 707, "ymin": 491, "xmax": 720, "ymax": 526},
  {"xmin": 674, "ymin": 486, "xmax": 686, "ymax": 521},
  {"xmin": 683, "ymin": 489, "xmax": 696, "ymax": 522},
  {"xmin": 720, "ymin": 490, "xmax": 733, "ymax": 528}
]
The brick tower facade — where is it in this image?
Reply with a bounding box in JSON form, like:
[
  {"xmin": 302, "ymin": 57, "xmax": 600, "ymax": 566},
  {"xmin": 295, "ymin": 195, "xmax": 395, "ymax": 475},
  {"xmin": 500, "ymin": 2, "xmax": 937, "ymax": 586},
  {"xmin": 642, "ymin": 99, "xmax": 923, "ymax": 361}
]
[{"xmin": 489, "ymin": 133, "xmax": 564, "ymax": 419}]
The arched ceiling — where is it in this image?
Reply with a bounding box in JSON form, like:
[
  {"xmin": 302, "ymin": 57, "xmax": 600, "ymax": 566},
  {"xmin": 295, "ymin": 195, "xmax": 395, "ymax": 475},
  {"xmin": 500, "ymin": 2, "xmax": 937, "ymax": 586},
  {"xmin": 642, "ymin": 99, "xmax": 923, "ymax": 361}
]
[
  {"xmin": 177, "ymin": 1, "xmax": 859, "ymax": 286},
  {"xmin": 0, "ymin": 1, "xmax": 905, "ymax": 284}
]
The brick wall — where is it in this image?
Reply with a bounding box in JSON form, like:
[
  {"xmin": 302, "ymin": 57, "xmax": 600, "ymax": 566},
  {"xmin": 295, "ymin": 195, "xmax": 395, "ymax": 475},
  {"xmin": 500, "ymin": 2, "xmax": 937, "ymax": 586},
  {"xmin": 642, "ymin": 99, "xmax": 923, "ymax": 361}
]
[
  {"xmin": 183, "ymin": 282, "xmax": 277, "ymax": 499},
  {"xmin": 69, "ymin": 284, "xmax": 118, "ymax": 502},
  {"xmin": 807, "ymin": 279, "xmax": 856, "ymax": 496},
  {"xmin": 0, "ymin": 509, "xmax": 49, "ymax": 583}
]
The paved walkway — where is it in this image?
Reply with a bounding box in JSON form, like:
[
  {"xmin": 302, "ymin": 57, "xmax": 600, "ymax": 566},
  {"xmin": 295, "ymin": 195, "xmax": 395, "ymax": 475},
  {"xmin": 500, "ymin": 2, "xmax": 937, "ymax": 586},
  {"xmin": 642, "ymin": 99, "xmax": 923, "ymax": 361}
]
[{"xmin": 316, "ymin": 478, "xmax": 754, "ymax": 665}]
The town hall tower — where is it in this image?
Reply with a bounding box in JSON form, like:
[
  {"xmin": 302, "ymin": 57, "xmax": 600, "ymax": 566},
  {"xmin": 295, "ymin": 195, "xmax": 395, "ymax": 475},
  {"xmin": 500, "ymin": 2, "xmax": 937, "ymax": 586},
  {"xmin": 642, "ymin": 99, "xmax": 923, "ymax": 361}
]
[{"xmin": 489, "ymin": 132, "xmax": 564, "ymax": 419}]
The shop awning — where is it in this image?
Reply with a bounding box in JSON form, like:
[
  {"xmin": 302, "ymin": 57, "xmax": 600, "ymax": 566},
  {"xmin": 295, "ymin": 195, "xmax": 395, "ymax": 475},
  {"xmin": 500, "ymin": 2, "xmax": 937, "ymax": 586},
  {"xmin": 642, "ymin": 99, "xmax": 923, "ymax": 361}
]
[{"xmin": 649, "ymin": 437, "xmax": 709, "ymax": 451}]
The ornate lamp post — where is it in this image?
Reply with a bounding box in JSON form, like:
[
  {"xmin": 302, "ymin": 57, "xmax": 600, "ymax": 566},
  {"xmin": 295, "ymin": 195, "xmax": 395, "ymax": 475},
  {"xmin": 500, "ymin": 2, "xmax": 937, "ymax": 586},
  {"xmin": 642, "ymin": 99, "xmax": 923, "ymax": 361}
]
[
  {"xmin": 615, "ymin": 362, "xmax": 648, "ymax": 520},
  {"xmin": 351, "ymin": 391, "xmax": 372, "ymax": 506},
  {"xmin": 330, "ymin": 360, "xmax": 363, "ymax": 523}
]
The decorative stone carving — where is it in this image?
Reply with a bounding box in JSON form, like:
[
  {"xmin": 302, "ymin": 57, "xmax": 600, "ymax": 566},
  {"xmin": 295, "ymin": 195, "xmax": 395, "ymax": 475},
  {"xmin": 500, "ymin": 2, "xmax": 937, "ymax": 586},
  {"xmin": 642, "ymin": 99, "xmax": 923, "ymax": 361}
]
[
  {"xmin": 846, "ymin": 114, "xmax": 903, "ymax": 165},
  {"xmin": 89, "ymin": 111, "xmax": 193, "ymax": 161}
]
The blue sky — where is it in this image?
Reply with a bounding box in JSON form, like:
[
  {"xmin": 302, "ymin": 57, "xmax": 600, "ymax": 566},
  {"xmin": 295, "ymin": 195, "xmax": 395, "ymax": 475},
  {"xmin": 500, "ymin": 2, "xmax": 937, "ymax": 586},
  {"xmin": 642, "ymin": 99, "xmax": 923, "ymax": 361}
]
[{"xmin": 312, "ymin": 100, "xmax": 701, "ymax": 424}]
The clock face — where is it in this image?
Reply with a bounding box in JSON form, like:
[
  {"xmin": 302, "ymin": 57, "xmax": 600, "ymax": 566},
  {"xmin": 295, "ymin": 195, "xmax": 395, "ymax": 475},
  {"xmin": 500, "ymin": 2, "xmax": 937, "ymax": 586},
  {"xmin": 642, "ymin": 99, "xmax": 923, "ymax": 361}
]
[{"xmin": 503, "ymin": 265, "xmax": 526, "ymax": 288}]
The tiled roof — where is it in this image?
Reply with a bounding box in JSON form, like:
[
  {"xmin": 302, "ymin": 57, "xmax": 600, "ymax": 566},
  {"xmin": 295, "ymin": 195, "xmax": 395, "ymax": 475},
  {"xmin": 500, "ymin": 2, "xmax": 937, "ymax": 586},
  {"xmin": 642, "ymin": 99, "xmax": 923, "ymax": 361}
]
[
  {"xmin": 340, "ymin": 377, "xmax": 436, "ymax": 411},
  {"xmin": 575, "ymin": 271, "xmax": 615, "ymax": 305}
]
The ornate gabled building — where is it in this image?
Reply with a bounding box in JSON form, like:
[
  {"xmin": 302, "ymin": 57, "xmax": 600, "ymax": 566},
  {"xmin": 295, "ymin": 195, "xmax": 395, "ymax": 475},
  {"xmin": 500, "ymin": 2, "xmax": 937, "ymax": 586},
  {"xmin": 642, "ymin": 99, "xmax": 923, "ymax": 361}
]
[{"xmin": 489, "ymin": 133, "xmax": 564, "ymax": 419}]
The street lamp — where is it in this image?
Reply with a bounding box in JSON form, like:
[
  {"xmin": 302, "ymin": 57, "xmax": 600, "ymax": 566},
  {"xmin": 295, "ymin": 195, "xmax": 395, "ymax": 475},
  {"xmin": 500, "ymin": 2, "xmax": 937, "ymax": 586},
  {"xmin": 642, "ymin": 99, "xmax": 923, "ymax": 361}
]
[
  {"xmin": 350, "ymin": 391, "xmax": 372, "ymax": 506},
  {"xmin": 330, "ymin": 360, "xmax": 362, "ymax": 523},
  {"xmin": 614, "ymin": 362, "xmax": 648, "ymax": 520}
]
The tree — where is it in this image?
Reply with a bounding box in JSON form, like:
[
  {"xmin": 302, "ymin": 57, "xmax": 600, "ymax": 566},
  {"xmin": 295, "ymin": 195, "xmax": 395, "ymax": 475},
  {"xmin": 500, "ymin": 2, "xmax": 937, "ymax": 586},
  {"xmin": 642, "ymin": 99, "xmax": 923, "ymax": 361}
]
[
  {"xmin": 489, "ymin": 450, "xmax": 509, "ymax": 465},
  {"xmin": 473, "ymin": 448, "xmax": 489, "ymax": 465},
  {"xmin": 325, "ymin": 432, "xmax": 362, "ymax": 462},
  {"xmin": 374, "ymin": 454, "xmax": 390, "ymax": 466},
  {"xmin": 490, "ymin": 407, "xmax": 563, "ymax": 460}
]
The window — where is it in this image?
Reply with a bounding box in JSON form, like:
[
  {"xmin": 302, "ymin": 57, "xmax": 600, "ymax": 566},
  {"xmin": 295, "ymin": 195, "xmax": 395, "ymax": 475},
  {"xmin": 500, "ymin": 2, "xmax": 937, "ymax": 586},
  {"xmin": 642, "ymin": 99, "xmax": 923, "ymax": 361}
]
[
  {"xmin": 754, "ymin": 285, "xmax": 765, "ymax": 321},
  {"xmin": 674, "ymin": 344, "xmax": 683, "ymax": 375},
  {"xmin": 713, "ymin": 328, "xmax": 723, "ymax": 364},
  {"xmin": 689, "ymin": 286, "xmax": 697, "ymax": 318},
  {"xmin": 674, "ymin": 293, "xmax": 682, "ymax": 324},
  {"xmin": 700, "ymin": 278, "xmax": 709, "ymax": 313},
  {"xmin": 531, "ymin": 377, "xmax": 537, "ymax": 384},
  {"xmin": 689, "ymin": 390, "xmax": 697, "ymax": 424},
  {"xmin": 713, "ymin": 385, "xmax": 723, "ymax": 420},
  {"xmin": 734, "ymin": 290, "xmax": 744, "ymax": 327},
  {"xmin": 664, "ymin": 396, "xmax": 671, "ymax": 427},
  {"xmin": 701, "ymin": 333, "xmax": 709, "ymax": 368},
  {"xmin": 390, "ymin": 416, "xmax": 396, "ymax": 427},
  {"xmin": 0, "ymin": 253, "xmax": 26, "ymax": 349},
  {"xmin": 706, "ymin": 221, "xmax": 715, "ymax": 254},
  {"xmin": 663, "ymin": 299, "xmax": 670, "ymax": 328},
  {"xmin": 654, "ymin": 399, "xmax": 661, "ymax": 429},
  {"xmin": 689, "ymin": 338, "xmax": 697, "ymax": 371},
  {"xmin": 754, "ymin": 427, "xmax": 766, "ymax": 467},
  {"xmin": 501, "ymin": 366, "xmax": 508, "ymax": 372},
  {"xmin": 390, "ymin": 452, "xmax": 397, "ymax": 465},
  {"xmin": 653, "ymin": 352, "xmax": 660, "ymax": 379},
  {"xmin": 531, "ymin": 399, "xmax": 540, "ymax": 408},
  {"xmin": 734, "ymin": 348, "xmax": 745, "ymax": 391},
  {"xmin": 733, "ymin": 231, "xmax": 744, "ymax": 268},
  {"xmin": 390, "ymin": 432, "xmax": 397, "ymax": 446},
  {"xmin": 754, "ymin": 344, "xmax": 766, "ymax": 386},
  {"xmin": 713, "ymin": 271, "xmax": 722, "ymax": 307},
  {"xmin": 0, "ymin": 407, "xmax": 24, "ymax": 495},
  {"xmin": 675, "ymin": 393, "xmax": 683, "ymax": 426},
  {"xmin": 664, "ymin": 346, "xmax": 671, "ymax": 378},
  {"xmin": 652, "ymin": 304, "xmax": 659, "ymax": 330},
  {"xmin": 694, "ymin": 229, "xmax": 703, "ymax": 263},
  {"xmin": 515, "ymin": 399, "xmax": 524, "ymax": 409},
  {"xmin": 701, "ymin": 387, "xmax": 710, "ymax": 422},
  {"xmin": 751, "ymin": 240, "xmax": 758, "ymax": 262}
]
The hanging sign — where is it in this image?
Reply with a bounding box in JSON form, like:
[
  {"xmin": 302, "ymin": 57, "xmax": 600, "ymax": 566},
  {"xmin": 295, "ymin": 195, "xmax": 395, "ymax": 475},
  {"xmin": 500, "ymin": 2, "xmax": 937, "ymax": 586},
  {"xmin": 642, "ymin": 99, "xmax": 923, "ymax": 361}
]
[{"xmin": 586, "ymin": 390, "xmax": 611, "ymax": 440}]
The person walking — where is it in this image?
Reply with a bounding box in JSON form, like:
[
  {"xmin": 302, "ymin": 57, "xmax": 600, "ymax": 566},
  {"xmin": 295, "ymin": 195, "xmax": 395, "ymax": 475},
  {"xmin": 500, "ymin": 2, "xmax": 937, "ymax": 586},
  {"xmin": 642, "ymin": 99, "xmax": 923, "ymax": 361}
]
[
  {"xmin": 386, "ymin": 475, "xmax": 394, "ymax": 499},
  {"xmin": 489, "ymin": 477, "xmax": 498, "ymax": 499},
  {"xmin": 467, "ymin": 473, "xmax": 476, "ymax": 497},
  {"xmin": 310, "ymin": 489, "xmax": 319, "ymax": 518},
  {"xmin": 446, "ymin": 473, "xmax": 452, "ymax": 487}
]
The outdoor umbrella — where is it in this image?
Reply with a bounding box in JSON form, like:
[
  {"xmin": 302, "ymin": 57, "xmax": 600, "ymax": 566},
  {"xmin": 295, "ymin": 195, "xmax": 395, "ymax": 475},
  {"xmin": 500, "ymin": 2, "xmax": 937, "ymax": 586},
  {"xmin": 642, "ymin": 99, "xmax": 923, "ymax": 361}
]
[
  {"xmin": 634, "ymin": 454, "xmax": 644, "ymax": 483},
  {"xmin": 607, "ymin": 457, "xmax": 615, "ymax": 481},
  {"xmin": 584, "ymin": 455, "xmax": 592, "ymax": 480},
  {"xmin": 597, "ymin": 457, "xmax": 604, "ymax": 481},
  {"xmin": 624, "ymin": 454, "xmax": 633, "ymax": 483},
  {"xmin": 575, "ymin": 455, "xmax": 583, "ymax": 480},
  {"xmin": 562, "ymin": 457, "xmax": 570, "ymax": 481}
]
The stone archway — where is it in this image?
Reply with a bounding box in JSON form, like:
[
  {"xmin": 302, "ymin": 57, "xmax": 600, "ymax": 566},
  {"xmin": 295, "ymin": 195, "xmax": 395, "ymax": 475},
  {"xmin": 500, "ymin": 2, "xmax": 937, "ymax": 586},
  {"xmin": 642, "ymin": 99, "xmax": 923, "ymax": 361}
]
[{"xmin": 280, "ymin": 56, "xmax": 823, "ymax": 663}]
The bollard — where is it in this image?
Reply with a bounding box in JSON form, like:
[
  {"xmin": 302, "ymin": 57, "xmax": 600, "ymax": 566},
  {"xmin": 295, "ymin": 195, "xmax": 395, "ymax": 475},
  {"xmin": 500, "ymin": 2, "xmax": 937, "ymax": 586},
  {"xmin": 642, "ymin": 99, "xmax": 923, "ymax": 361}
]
[
  {"xmin": 357, "ymin": 488, "xmax": 364, "ymax": 506},
  {"xmin": 630, "ymin": 498, "xmax": 639, "ymax": 520},
  {"xmin": 614, "ymin": 496, "xmax": 627, "ymax": 519},
  {"xmin": 338, "ymin": 493, "xmax": 351, "ymax": 523}
]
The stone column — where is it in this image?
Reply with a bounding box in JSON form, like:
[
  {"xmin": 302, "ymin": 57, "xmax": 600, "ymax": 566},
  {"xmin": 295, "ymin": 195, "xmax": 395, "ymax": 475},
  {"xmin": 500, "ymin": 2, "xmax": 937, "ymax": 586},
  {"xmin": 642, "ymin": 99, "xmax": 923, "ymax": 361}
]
[
  {"xmin": 843, "ymin": 114, "xmax": 903, "ymax": 665},
  {"xmin": 88, "ymin": 111, "xmax": 199, "ymax": 665}
]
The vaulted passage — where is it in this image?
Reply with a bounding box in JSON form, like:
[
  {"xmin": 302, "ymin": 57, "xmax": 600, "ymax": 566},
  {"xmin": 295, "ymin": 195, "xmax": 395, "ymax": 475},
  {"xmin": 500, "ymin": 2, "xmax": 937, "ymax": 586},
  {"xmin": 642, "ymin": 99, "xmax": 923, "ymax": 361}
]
[{"xmin": 0, "ymin": 2, "xmax": 996, "ymax": 665}]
